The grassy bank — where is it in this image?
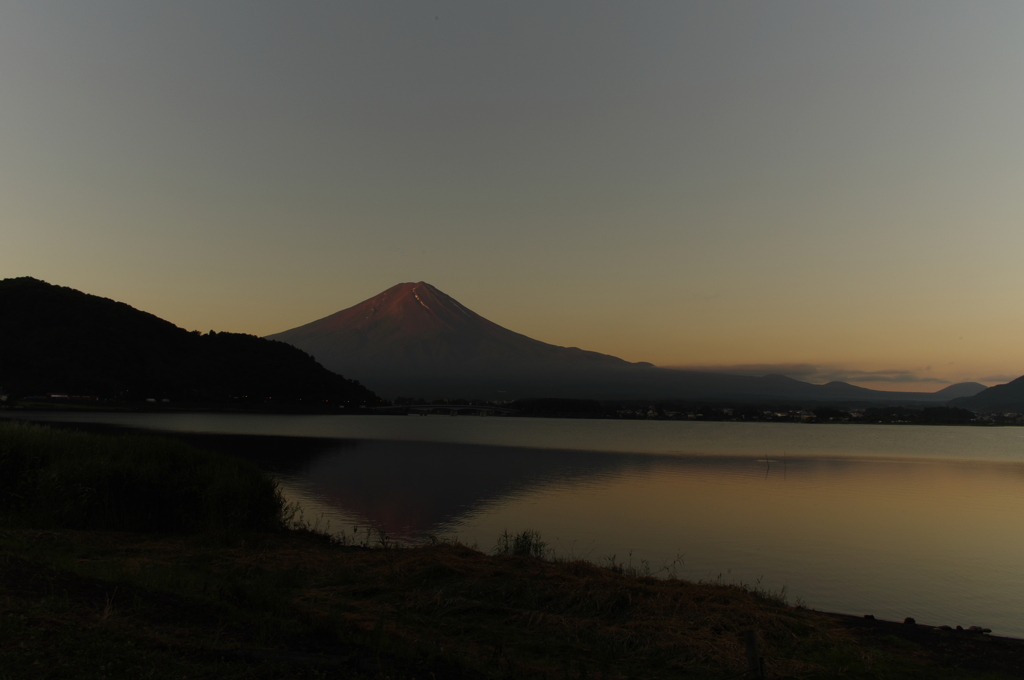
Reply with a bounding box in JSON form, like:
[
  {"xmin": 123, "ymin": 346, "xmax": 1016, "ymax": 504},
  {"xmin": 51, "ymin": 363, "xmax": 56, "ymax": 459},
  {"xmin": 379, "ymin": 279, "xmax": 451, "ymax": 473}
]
[
  {"xmin": 0, "ymin": 421, "xmax": 283, "ymax": 534},
  {"xmin": 1, "ymin": 424, "xmax": 1021, "ymax": 679}
]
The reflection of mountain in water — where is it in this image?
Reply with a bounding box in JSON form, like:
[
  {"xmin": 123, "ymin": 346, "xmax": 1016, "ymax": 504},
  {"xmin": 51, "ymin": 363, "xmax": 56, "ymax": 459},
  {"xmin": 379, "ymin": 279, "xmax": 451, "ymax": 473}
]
[
  {"xmin": 170, "ymin": 434, "xmax": 827, "ymax": 538},
  {"xmin": 122, "ymin": 430, "xmax": 673, "ymax": 536},
  {"xmin": 242, "ymin": 437, "xmax": 832, "ymax": 538},
  {"xmin": 9, "ymin": 423, "xmax": 870, "ymax": 539},
  {"xmin": 123, "ymin": 431, "xmax": 703, "ymax": 536},
  {"xmin": 289, "ymin": 440, "xmax": 684, "ymax": 537},
  {"xmin": 13, "ymin": 425, "xmax": 681, "ymax": 536}
]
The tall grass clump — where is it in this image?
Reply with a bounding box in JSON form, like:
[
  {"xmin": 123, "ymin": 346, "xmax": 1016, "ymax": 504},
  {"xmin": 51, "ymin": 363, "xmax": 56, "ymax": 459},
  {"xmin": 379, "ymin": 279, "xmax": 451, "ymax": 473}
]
[
  {"xmin": 0, "ymin": 422, "xmax": 284, "ymax": 533},
  {"xmin": 493, "ymin": 528, "xmax": 548, "ymax": 559}
]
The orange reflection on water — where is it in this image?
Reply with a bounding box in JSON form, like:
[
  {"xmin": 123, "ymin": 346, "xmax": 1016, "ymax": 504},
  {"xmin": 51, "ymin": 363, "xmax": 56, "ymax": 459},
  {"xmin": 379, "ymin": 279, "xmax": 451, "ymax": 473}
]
[{"xmin": 458, "ymin": 456, "xmax": 1024, "ymax": 633}]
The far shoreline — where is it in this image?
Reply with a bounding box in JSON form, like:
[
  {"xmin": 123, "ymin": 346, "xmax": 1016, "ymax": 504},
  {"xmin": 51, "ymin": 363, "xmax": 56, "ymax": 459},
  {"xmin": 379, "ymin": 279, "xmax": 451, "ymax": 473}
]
[{"xmin": 2, "ymin": 398, "xmax": 1020, "ymax": 427}]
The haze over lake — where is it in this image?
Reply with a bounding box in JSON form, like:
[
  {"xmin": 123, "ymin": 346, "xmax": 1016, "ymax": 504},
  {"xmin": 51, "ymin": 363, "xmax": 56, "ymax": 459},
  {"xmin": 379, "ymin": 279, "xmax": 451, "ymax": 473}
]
[{"xmin": 8, "ymin": 412, "xmax": 1024, "ymax": 638}]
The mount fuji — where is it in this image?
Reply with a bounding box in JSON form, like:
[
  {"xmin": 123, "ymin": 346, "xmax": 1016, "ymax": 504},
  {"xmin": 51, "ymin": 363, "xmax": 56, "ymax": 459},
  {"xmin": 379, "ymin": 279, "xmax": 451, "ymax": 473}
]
[
  {"xmin": 266, "ymin": 282, "xmax": 644, "ymax": 399},
  {"xmin": 267, "ymin": 282, "xmax": 985, "ymax": 403}
]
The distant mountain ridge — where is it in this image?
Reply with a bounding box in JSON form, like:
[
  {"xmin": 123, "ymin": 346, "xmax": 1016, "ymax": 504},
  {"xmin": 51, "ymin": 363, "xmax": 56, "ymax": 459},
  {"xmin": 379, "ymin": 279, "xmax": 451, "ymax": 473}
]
[
  {"xmin": 932, "ymin": 382, "xmax": 989, "ymax": 399},
  {"xmin": 949, "ymin": 376, "xmax": 1024, "ymax": 413},
  {"xmin": 0, "ymin": 277, "xmax": 375, "ymax": 405},
  {"xmin": 268, "ymin": 281, "xmax": 988, "ymax": 404}
]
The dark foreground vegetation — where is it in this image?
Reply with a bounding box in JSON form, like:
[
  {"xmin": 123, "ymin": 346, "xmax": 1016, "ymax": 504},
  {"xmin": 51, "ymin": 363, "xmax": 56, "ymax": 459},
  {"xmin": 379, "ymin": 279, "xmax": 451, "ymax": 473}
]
[
  {"xmin": 2, "ymin": 423, "xmax": 1022, "ymax": 679},
  {"xmin": 0, "ymin": 423, "xmax": 283, "ymax": 534}
]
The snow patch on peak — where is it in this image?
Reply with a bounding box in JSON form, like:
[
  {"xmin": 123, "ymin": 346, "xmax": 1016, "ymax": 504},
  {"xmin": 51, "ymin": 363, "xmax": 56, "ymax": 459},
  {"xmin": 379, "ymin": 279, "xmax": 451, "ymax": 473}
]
[{"xmin": 413, "ymin": 292, "xmax": 431, "ymax": 311}]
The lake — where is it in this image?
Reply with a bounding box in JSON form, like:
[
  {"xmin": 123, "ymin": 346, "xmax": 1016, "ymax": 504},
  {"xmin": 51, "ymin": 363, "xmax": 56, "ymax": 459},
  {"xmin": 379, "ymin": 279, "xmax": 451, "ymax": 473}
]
[{"xmin": 6, "ymin": 411, "xmax": 1024, "ymax": 637}]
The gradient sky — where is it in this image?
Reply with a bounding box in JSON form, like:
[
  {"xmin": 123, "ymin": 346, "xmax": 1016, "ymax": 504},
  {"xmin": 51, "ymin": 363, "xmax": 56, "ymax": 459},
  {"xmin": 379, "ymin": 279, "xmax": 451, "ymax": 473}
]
[{"xmin": 3, "ymin": 1, "xmax": 1022, "ymax": 391}]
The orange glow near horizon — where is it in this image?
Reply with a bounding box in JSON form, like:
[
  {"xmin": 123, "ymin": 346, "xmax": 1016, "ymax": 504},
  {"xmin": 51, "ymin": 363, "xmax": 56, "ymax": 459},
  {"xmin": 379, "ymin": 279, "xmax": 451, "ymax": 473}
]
[{"xmin": 3, "ymin": 3, "xmax": 1023, "ymax": 389}]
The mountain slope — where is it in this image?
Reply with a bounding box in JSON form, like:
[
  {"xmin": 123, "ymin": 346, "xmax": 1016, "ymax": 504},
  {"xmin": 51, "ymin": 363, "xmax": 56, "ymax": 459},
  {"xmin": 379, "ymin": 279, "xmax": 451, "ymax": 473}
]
[
  {"xmin": 268, "ymin": 282, "xmax": 635, "ymax": 391},
  {"xmin": 949, "ymin": 376, "xmax": 1024, "ymax": 413},
  {"xmin": 268, "ymin": 282, "xmax": 973, "ymax": 403},
  {"xmin": 932, "ymin": 382, "xmax": 987, "ymax": 399},
  {"xmin": 0, "ymin": 277, "xmax": 376, "ymax": 404}
]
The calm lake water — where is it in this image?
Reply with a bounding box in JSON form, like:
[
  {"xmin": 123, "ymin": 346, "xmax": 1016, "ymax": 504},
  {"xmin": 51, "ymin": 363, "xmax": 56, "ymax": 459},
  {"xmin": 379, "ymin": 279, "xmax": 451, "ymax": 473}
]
[{"xmin": 7, "ymin": 412, "xmax": 1024, "ymax": 637}]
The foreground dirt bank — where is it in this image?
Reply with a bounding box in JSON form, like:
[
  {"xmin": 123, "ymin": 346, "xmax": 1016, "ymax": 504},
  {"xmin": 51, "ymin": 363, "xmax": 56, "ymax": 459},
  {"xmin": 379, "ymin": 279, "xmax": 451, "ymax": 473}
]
[{"xmin": 1, "ymin": 528, "xmax": 1021, "ymax": 679}]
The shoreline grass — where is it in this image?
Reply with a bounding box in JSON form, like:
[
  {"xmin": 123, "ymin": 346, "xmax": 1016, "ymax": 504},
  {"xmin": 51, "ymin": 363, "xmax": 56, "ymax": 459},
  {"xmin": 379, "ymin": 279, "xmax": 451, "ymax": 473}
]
[
  {"xmin": 0, "ymin": 421, "xmax": 284, "ymax": 534},
  {"xmin": 6, "ymin": 527, "xmax": 1022, "ymax": 679}
]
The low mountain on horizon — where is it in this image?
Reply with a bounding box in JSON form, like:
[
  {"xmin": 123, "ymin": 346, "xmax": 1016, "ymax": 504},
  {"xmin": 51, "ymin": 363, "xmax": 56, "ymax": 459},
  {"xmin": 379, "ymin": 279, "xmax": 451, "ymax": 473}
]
[
  {"xmin": 268, "ymin": 282, "xmax": 985, "ymax": 404},
  {"xmin": 0, "ymin": 277, "xmax": 376, "ymax": 406}
]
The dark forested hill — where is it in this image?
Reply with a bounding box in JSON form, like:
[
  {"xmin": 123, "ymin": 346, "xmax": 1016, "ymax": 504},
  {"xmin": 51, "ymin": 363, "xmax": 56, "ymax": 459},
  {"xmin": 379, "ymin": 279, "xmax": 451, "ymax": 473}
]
[{"xmin": 0, "ymin": 277, "xmax": 376, "ymax": 405}]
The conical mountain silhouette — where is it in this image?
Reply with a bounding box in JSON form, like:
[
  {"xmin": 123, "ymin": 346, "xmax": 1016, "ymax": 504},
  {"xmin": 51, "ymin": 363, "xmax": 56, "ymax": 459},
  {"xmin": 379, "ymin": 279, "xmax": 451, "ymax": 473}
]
[
  {"xmin": 267, "ymin": 282, "xmax": 641, "ymax": 398},
  {"xmin": 268, "ymin": 282, "xmax": 989, "ymax": 403}
]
